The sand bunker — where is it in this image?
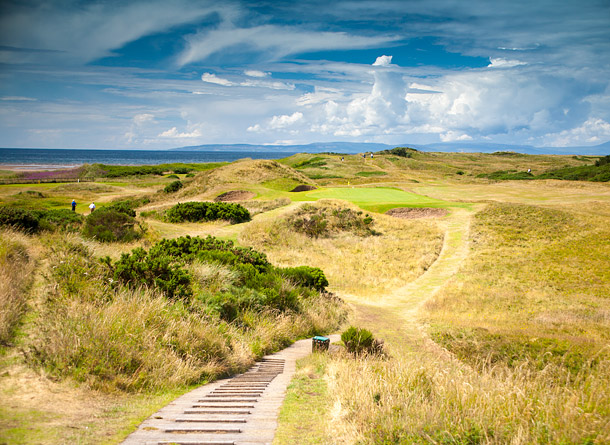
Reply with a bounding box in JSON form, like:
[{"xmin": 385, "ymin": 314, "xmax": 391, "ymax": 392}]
[
  {"xmin": 290, "ymin": 185, "xmax": 317, "ymax": 192},
  {"xmin": 386, "ymin": 207, "xmax": 448, "ymax": 219},
  {"xmin": 214, "ymin": 190, "xmax": 256, "ymax": 202}
]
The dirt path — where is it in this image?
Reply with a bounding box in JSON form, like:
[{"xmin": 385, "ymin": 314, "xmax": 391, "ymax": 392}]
[{"xmin": 347, "ymin": 207, "xmax": 473, "ymax": 350}]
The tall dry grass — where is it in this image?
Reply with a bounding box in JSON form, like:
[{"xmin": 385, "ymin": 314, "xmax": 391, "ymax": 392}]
[
  {"xmin": 0, "ymin": 230, "xmax": 34, "ymax": 344},
  {"xmin": 26, "ymin": 233, "xmax": 346, "ymax": 392},
  {"xmin": 240, "ymin": 200, "xmax": 444, "ymax": 298},
  {"xmin": 325, "ymin": 348, "xmax": 609, "ymax": 444}
]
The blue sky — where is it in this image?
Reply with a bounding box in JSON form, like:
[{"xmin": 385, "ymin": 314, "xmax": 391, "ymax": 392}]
[{"xmin": 1, "ymin": 0, "xmax": 609, "ymax": 149}]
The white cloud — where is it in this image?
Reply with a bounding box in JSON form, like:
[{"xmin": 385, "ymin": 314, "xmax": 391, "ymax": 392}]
[
  {"xmin": 269, "ymin": 112, "xmax": 303, "ymax": 129},
  {"xmin": 178, "ymin": 25, "xmax": 400, "ymax": 66},
  {"xmin": 488, "ymin": 58, "xmax": 527, "ymax": 68},
  {"xmin": 1, "ymin": 96, "xmax": 37, "ymax": 101},
  {"xmin": 0, "ymin": 1, "xmax": 230, "ymax": 64},
  {"xmin": 133, "ymin": 113, "xmax": 154, "ymax": 125},
  {"xmin": 201, "ymin": 73, "xmax": 234, "ymax": 86},
  {"xmin": 247, "ymin": 124, "xmax": 262, "ymax": 132},
  {"xmin": 240, "ymin": 79, "xmax": 295, "ymax": 90},
  {"xmin": 372, "ymin": 55, "xmax": 393, "ymax": 67},
  {"xmin": 244, "ymin": 70, "xmax": 269, "ymax": 78},
  {"xmin": 440, "ymin": 131, "xmax": 473, "ymax": 142},
  {"xmin": 542, "ymin": 118, "xmax": 610, "ymax": 146},
  {"xmin": 158, "ymin": 127, "xmax": 202, "ymax": 138}
]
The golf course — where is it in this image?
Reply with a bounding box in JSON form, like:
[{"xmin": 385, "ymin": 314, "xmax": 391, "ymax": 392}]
[{"xmin": 1, "ymin": 149, "xmax": 609, "ymax": 444}]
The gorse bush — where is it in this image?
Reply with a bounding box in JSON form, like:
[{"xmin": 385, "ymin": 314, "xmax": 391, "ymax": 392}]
[
  {"xmin": 163, "ymin": 180, "xmax": 183, "ymax": 193},
  {"xmin": 282, "ymin": 266, "xmax": 329, "ymax": 291},
  {"xmin": 341, "ymin": 326, "xmax": 383, "ymax": 355},
  {"xmin": 0, "ymin": 207, "xmax": 39, "ymax": 233},
  {"xmin": 288, "ymin": 203, "xmax": 377, "ymax": 238},
  {"xmin": 28, "ymin": 235, "xmax": 344, "ymax": 392},
  {"xmin": 106, "ymin": 235, "xmax": 329, "ymax": 315},
  {"xmin": 82, "ymin": 208, "xmax": 140, "ymax": 242},
  {"xmin": 165, "ymin": 201, "xmax": 250, "ymax": 224},
  {"xmin": 0, "ymin": 207, "xmax": 84, "ymax": 233}
]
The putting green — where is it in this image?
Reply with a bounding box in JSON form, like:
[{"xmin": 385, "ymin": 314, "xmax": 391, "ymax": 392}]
[{"xmin": 289, "ymin": 187, "xmax": 465, "ymax": 213}]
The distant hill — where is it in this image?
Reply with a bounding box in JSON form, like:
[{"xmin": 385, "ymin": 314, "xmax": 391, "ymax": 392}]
[{"xmin": 172, "ymin": 141, "xmax": 610, "ymax": 156}]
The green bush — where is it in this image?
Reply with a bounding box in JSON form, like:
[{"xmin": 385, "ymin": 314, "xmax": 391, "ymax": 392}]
[
  {"xmin": 341, "ymin": 326, "xmax": 383, "ymax": 355},
  {"xmin": 82, "ymin": 208, "xmax": 140, "ymax": 242},
  {"xmin": 282, "ymin": 266, "xmax": 329, "ymax": 291},
  {"xmin": 165, "ymin": 202, "xmax": 250, "ymax": 224},
  {"xmin": 36, "ymin": 209, "xmax": 84, "ymax": 232},
  {"xmin": 110, "ymin": 247, "xmax": 192, "ymax": 300},
  {"xmin": 376, "ymin": 147, "xmax": 416, "ymax": 158},
  {"xmin": 164, "ymin": 180, "xmax": 183, "ymax": 193},
  {"xmin": 173, "ymin": 167, "xmax": 192, "ymax": 174},
  {"xmin": 288, "ymin": 204, "xmax": 377, "ymax": 238},
  {"xmin": 166, "ymin": 174, "xmax": 179, "ymax": 179},
  {"xmin": 106, "ymin": 235, "xmax": 321, "ymax": 316},
  {"xmin": 0, "ymin": 207, "xmax": 39, "ymax": 233}
]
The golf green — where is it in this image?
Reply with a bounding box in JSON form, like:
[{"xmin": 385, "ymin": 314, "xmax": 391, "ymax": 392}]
[{"xmin": 290, "ymin": 187, "xmax": 461, "ymax": 213}]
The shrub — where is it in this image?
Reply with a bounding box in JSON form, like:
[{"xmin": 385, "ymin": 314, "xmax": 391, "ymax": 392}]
[
  {"xmin": 288, "ymin": 204, "xmax": 377, "ymax": 238},
  {"xmin": 185, "ymin": 173, "xmax": 195, "ymax": 178},
  {"xmin": 82, "ymin": 208, "xmax": 140, "ymax": 242},
  {"xmin": 36, "ymin": 209, "xmax": 84, "ymax": 232},
  {"xmin": 0, "ymin": 207, "xmax": 39, "ymax": 233},
  {"xmin": 164, "ymin": 180, "xmax": 183, "ymax": 193},
  {"xmin": 166, "ymin": 174, "xmax": 179, "ymax": 179},
  {"xmin": 165, "ymin": 202, "xmax": 250, "ymax": 224},
  {"xmin": 376, "ymin": 147, "xmax": 416, "ymax": 158},
  {"xmin": 110, "ymin": 247, "xmax": 192, "ymax": 300},
  {"xmin": 173, "ymin": 167, "xmax": 192, "ymax": 174},
  {"xmin": 341, "ymin": 326, "xmax": 383, "ymax": 355},
  {"xmin": 282, "ymin": 266, "xmax": 329, "ymax": 291}
]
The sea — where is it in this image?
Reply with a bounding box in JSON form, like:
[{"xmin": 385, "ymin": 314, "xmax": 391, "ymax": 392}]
[{"xmin": 0, "ymin": 148, "xmax": 299, "ymax": 170}]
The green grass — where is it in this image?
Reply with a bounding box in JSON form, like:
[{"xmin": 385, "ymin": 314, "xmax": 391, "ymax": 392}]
[
  {"xmin": 289, "ymin": 186, "xmax": 465, "ymax": 213},
  {"xmin": 274, "ymin": 353, "xmax": 332, "ymax": 445},
  {"xmin": 355, "ymin": 171, "xmax": 388, "ymax": 177}
]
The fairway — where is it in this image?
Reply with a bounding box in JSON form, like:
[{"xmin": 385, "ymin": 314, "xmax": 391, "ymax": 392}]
[{"xmin": 290, "ymin": 186, "xmax": 464, "ymax": 213}]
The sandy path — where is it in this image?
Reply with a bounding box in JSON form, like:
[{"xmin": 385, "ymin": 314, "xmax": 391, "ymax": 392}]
[{"xmin": 346, "ymin": 206, "xmax": 473, "ymax": 350}]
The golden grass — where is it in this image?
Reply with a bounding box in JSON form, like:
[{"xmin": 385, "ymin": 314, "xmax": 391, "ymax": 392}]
[
  {"xmin": 240, "ymin": 199, "xmax": 445, "ymax": 298},
  {"xmin": 0, "ymin": 230, "xmax": 35, "ymax": 345},
  {"xmin": 325, "ymin": 347, "xmax": 609, "ymax": 444}
]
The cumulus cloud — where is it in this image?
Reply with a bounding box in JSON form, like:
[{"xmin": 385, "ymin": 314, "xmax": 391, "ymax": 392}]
[
  {"xmin": 201, "ymin": 73, "xmax": 234, "ymax": 86},
  {"xmin": 542, "ymin": 118, "xmax": 610, "ymax": 146},
  {"xmin": 158, "ymin": 127, "xmax": 202, "ymax": 138},
  {"xmin": 372, "ymin": 55, "xmax": 393, "ymax": 66},
  {"xmin": 269, "ymin": 112, "xmax": 303, "ymax": 129}
]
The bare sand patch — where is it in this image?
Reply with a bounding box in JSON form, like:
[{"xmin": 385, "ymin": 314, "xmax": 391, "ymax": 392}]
[
  {"xmin": 386, "ymin": 207, "xmax": 448, "ymax": 219},
  {"xmin": 214, "ymin": 190, "xmax": 256, "ymax": 202}
]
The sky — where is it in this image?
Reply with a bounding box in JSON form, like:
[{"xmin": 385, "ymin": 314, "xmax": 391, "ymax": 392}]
[{"xmin": 0, "ymin": 0, "xmax": 609, "ymax": 150}]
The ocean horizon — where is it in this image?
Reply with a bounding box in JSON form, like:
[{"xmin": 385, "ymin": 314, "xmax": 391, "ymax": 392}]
[{"xmin": 0, "ymin": 148, "xmax": 299, "ymax": 169}]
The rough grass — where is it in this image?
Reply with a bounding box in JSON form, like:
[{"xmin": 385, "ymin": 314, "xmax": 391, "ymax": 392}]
[
  {"xmin": 0, "ymin": 230, "xmax": 34, "ymax": 345},
  {"xmin": 24, "ymin": 234, "xmax": 347, "ymax": 392},
  {"xmin": 240, "ymin": 200, "xmax": 444, "ymax": 298}
]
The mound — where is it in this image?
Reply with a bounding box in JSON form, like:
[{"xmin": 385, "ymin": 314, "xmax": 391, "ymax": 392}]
[
  {"xmin": 386, "ymin": 207, "xmax": 448, "ymax": 219},
  {"xmin": 203, "ymin": 159, "xmax": 312, "ymax": 186},
  {"xmin": 290, "ymin": 185, "xmax": 317, "ymax": 192},
  {"xmin": 214, "ymin": 190, "xmax": 256, "ymax": 202}
]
